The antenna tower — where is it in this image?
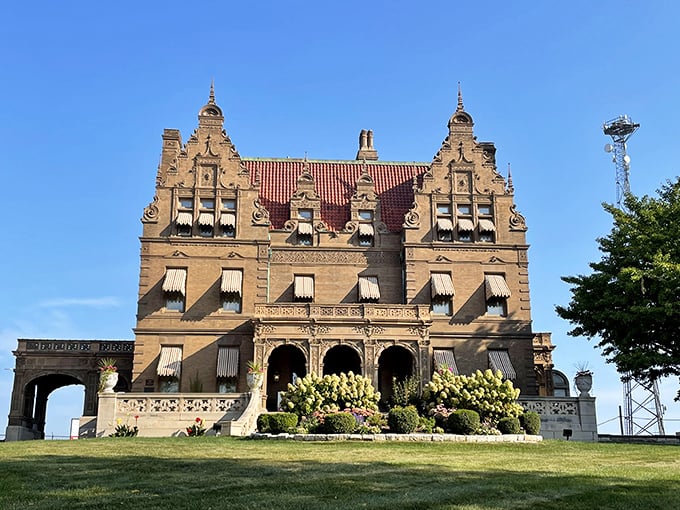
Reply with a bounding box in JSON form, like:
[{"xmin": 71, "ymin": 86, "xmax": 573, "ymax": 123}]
[{"xmin": 602, "ymin": 115, "xmax": 666, "ymax": 435}]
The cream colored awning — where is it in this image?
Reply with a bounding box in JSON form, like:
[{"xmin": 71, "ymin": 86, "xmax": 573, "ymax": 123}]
[
  {"xmin": 485, "ymin": 274, "xmax": 511, "ymax": 298},
  {"xmin": 488, "ymin": 350, "xmax": 516, "ymax": 379},
  {"xmin": 358, "ymin": 223, "xmax": 374, "ymax": 236},
  {"xmin": 157, "ymin": 346, "xmax": 183, "ymax": 377},
  {"xmin": 217, "ymin": 347, "xmax": 239, "ymax": 378},
  {"xmin": 198, "ymin": 212, "xmax": 214, "ymax": 226},
  {"xmin": 478, "ymin": 219, "xmax": 496, "ymax": 232},
  {"xmin": 433, "ymin": 349, "xmax": 459, "ymax": 374},
  {"xmin": 431, "ymin": 273, "xmax": 454, "ymax": 298},
  {"xmin": 162, "ymin": 268, "xmax": 187, "ymax": 295},
  {"xmin": 220, "ymin": 212, "xmax": 236, "ymax": 227},
  {"xmin": 176, "ymin": 212, "xmax": 193, "ymax": 226},
  {"xmin": 297, "ymin": 222, "xmax": 313, "ymax": 235},
  {"xmin": 294, "ymin": 275, "xmax": 314, "ymax": 299},
  {"xmin": 221, "ymin": 269, "xmax": 243, "ymax": 295},
  {"xmin": 457, "ymin": 218, "xmax": 474, "ymax": 231},
  {"xmin": 437, "ymin": 218, "xmax": 454, "ymax": 232},
  {"xmin": 358, "ymin": 276, "xmax": 380, "ymax": 300}
]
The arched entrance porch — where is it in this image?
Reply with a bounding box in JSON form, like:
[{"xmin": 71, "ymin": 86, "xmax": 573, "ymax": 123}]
[
  {"xmin": 377, "ymin": 345, "xmax": 414, "ymax": 408},
  {"xmin": 266, "ymin": 345, "xmax": 307, "ymax": 411},
  {"xmin": 322, "ymin": 345, "xmax": 362, "ymax": 376}
]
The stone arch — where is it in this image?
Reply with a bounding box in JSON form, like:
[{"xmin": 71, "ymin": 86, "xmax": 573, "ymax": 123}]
[
  {"xmin": 265, "ymin": 344, "xmax": 307, "ymax": 412},
  {"xmin": 322, "ymin": 344, "xmax": 362, "ymax": 376},
  {"xmin": 377, "ymin": 344, "xmax": 415, "ymax": 408}
]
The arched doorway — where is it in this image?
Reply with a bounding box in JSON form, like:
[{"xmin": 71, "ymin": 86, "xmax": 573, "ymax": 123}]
[
  {"xmin": 323, "ymin": 345, "xmax": 361, "ymax": 376},
  {"xmin": 266, "ymin": 345, "xmax": 307, "ymax": 411},
  {"xmin": 20, "ymin": 374, "xmax": 85, "ymax": 439},
  {"xmin": 378, "ymin": 345, "xmax": 414, "ymax": 408}
]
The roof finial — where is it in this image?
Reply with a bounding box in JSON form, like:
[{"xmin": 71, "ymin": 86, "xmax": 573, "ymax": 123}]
[
  {"xmin": 209, "ymin": 79, "xmax": 216, "ymax": 104},
  {"xmin": 457, "ymin": 82, "xmax": 464, "ymax": 112},
  {"xmin": 507, "ymin": 163, "xmax": 514, "ymax": 193}
]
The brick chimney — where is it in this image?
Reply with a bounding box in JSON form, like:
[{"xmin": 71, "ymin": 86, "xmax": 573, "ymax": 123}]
[{"xmin": 356, "ymin": 129, "xmax": 378, "ymax": 160}]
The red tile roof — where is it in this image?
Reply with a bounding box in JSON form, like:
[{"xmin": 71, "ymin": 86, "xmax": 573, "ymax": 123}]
[{"xmin": 245, "ymin": 159, "xmax": 429, "ymax": 232}]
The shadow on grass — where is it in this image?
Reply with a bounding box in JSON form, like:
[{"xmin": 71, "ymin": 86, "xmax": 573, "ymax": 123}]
[{"xmin": 0, "ymin": 445, "xmax": 678, "ymax": 510}]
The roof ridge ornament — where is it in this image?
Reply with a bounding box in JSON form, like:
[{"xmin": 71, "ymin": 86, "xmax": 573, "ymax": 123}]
[
  {"xmin": 507, "ymin": 163, "xmax": 514, "ymax": 194},
  {"xmin": 209, "ymin": 79, "xmax": 216, "ymax": 105},
  {"xmin": 457, "ymin": 82, "xmax": 464, "ymax": 112}
]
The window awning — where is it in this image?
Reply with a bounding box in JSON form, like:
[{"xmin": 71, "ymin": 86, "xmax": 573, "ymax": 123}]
[
  {"xmin": 358, "ymin": 223, "xmax": 374, "ymax": 236},
  {"xmin": 359, "ymin": 276, "xmax": 380, "ymax": 300},
  {"xmin": 157, "ymin": 346, "xmax": 183, "ymax": 378},
  {"xmin": 221, "ymin": 269, "xmax": 243, "ymax": 295},
  {"xmin": 457, "ymin": 218, "xmax": 474, "ymax": 231},
  {"xmin": 294, "ymin": 275, "xmax": 314, "ymax": 299},
  {"xmin": 433, "ymin": 349, "xmax": 459, "ymax": 374},
  {"xmin": 431, "ymin": 273, "xmax": 454, "ymax": 298},
  {"xmin": 478, "ymin": 219, "xmax": 496, "ymax": 232},
  {"xmin": 485, "ymin": 274, "xmax": 511, "ymax": 298},
  {"xmin": 220, "ymin": 212, "xmax": 236, "ymax": 227},
  {"xmin": 437, "ymin": 218, "xmax": 454, "ymax": 232},
  {"xmin": 198, "ymin": 212, "xmax": 214, "ymax": 226},
  {"xmin": 297, "ymin": 222, "xmax": 313, "ymax": 235},
  {"xmin": 176, "ymin": 212, "xmax": 193, "ymax": 226},
  {"xmin": 217, "ymin": 347, "xmax": 239, "ymax": 378},
  {"xmin": 488, "ymin": 350, "xmax": 516, "ymax": 379},
  {"xmin": 162, "ymin": 268, "xmax": 187, "ymax": 295}
]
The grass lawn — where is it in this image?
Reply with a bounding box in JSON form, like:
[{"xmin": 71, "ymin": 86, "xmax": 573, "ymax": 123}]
[{"xmin": 1, "ymin": 437, "xmax": 678, "ymax": 509}]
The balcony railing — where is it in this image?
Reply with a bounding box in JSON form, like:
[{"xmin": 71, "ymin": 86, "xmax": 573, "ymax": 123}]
[{"xmin": 254, "ymin": 303, "xmax": 430, "ymax": 322}]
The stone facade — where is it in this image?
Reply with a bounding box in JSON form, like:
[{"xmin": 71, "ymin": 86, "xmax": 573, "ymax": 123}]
[{"xmin": 132, "ymin": 85, "xmax": 555, "ymax": 411}]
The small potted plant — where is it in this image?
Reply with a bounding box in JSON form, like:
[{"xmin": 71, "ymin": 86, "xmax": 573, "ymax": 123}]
[
  {"xmin": 246, "ymin": 360, "xmax": 265, "ymax": 391},
  {"xmin": 98, "ymin": 357, "xmax": 118, "ymax": 393},
  {"xmin": 574, "ymin": 362, "xmax": 593, "ymax": 397}
]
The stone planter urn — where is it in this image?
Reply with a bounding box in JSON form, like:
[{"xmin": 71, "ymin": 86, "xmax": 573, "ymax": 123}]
[
  {"xmin": 246, "ymin": 372, "xmax": 264, "ymax": 391},
  {"xmin": 574, "ymin": 372, "xmax": 593, "ymax": 397},
  {"xmin": 100, "ymin": 371, "xmax": 118, "ymax": 393}
]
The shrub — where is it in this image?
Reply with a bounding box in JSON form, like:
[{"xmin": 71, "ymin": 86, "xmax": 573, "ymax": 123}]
[
  {"xmin": 281, "ymin": 372, "xmax": 380, "ymax": 417},
  {"xmin": 498, "ymin": 416, "xmax": 521, "ymax": 434},
  {"xmin": 323, "ymin": 412, "xmax": 357, "ymax": 434},
  {"xmin": 520, "ymin": 411, "xmax": 541, "ymax": 435},
  {"xmin": 256, "ymin": 413, "xmax": 271, "ymax": 433},
  {"xmin": 366, "ymin": 412, "xmax": 387, "ymax": 430},
  {"xmin": 387, "ymin": 406, "xmax": 419, "ymax": 434},
  {"xmin": 447, "ymin": 409, "xmax": 480, "ymax": 435},
  {"xmin": 267, "ymin": 412, "xmax": 299, "ymax": 434},
  {"xmin": 417, "ymin": 416, "xmax": 435, "ymax": 433},
  {"xmin": 422, "ymin": 369, "xmax": 523, "ymax": 425},
  {"xmin": 391, "ymin": 375, "xmax": 421, "ymax": 408}
]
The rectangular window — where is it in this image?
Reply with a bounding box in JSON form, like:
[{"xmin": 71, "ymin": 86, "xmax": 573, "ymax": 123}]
[
  {"xmin": 294, "ymin": 275, "xmax": 314, "ymax": 302},
  {"xmin": 221, "ymin": 270, "xmax": 242, "ymax": 313},
  {"xmin": 478, "ymin": 204, "xmax": 492, "ymax": 216},
  {"xmin": 176, "ymin": 198, "xmax": 193, "ymax": 237},
  {"xmin": 158, "ymin": 346, "xmax": 182, "ymax": 392},
  {"xmin": 200, "ymin": 198, "xmax": 215, "ymax": 209},
  {"xmin": 220, "ymin": 199, "xmax": 236, "ymax": 237},
  {"xmin": 163, "ymin": 268, "xmax": 186, "ymax": 312},
  {"xmin": 298, "ymin": 209, "xmax": 313, "ymax": 220},
  {"xmin": 433, "ymin": 349, "xmax": 459, "ymax": 374},
  {"xmin": 485, "ymin": 274, "xmax": 511, "ymax": 317},
  {"xmin": 488, "ymin": 349, "xmax": 516, "ymax": 379},
  {"xmin": 431, "ymin": 273, "xmax": 454, "ymax": 316},
  {"xmin": 179, "ymin": 197, "xmax": 193, "ymax": 209},
  {"xmin": 297, "ymin": 221, "xmax": 313, "ymax": 246},
  {"xmin": 359, "ymin": 210, "xmax": 374, "ymax": 221},
  {"xmin": 436, "ymin": 203, "xmax": 453, "ymax": 242},
  {"xmin": 358, "ymin": 223, "xmax": 374, "ymax": 247},
  {"xmin": 437, "ymin": 204, "xmax": 452, "ymax": 215},
  {"xmin": 217, "ymin": 346, "xmax": 239, "ymax": 392},
  {"xmin": 432, "ymin": 297, "xmax": 452, "ymax": 315},
  {"xmin": 358, "ymin": 276, "xmax": 380, "ymax": 302},
  {"xmin": 457, "ymin": 204, "xmax": 471, "ymax": 215}
]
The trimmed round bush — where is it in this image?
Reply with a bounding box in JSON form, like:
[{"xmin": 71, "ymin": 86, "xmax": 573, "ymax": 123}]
[
  {"xmin": 387, "ymin": 406, "xmax": 419, "ymax": 434},
  {"xmin": 256, "ymin": 413, "xmax": 271, "ymax": 433},
  {"xmin": 447, "ymin": 409, "xmax": 480, "ymax": 434},
  {"xmin": 267, "ymin": 412, "xmax": 299, "ymax": 434},
  {"xmin": 498, "ymin": 416, "xmax": 521, "ymax": 434},
  {"xmin": 323, "ymin": 412, "xmax": 357, "ymax": 434},
  {"xmin": 520, "ymin": 412, "xmax": 541, "ymax": 435}
]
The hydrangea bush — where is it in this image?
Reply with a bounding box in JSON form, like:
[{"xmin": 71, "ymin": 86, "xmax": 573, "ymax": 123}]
[{"xmin": 422, "ymin": 369, "xmax": 523, "ymax": 425}]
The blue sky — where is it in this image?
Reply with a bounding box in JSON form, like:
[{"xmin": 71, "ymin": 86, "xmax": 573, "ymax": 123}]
[{"xmin": 1, "ymin": 1, "xmax": 678, "ymax": 438}]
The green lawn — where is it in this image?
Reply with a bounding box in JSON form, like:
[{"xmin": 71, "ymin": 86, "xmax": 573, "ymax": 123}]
[{"xmin": 1, "ymin": 437, "xmax": 678, "ymax": 509}]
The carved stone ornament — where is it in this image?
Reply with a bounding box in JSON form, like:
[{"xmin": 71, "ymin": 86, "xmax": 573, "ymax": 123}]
[
  {"xmin": 343, "ymin": 221, "xmax": 358, "ymax": 233},
  {"xmin": 352, "ymin": 324, "xmax": 385, "ymax": 337},
  {"xmin": 142, "ymin": 195, "xmax": 160, "ymax": 223},
  {"xmin": 253, "ymin": 320, "xmax": 276, "ymax": 338},
  {"xmin": 509, "ymin": 204, "xmax": 528, "ymax": 231},
  {"xmin": 283, "ymin": 219, "xmax": 298, "ymax": 232},
  {"xmin": 407, "ymin": 325, "xmax": 430, "ymax": 339},
  {"xmin": 251, "ymin": 199, "xmax": 270, "ymax": 225},
  {"xmin": 299, "ymin": 323, "xmax": 331, "ymax": 337},
  {"xmin": 314, "ymin": 220, "xmax": 329, "ymax": 232},
  {"xmin": 375, "ymin": 222, "xmax": 388, "ymax": 234},
  {"xmin": 403, "ymin": 202, "xmax": 421, "ymax": 228}
]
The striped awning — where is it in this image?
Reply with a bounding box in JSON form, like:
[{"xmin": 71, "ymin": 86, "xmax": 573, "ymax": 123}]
[
  {"xmin": 478, "ymin": 219, "xmax": 496, "ymax": 232},
  {"xmin": 359, "ymin": 276, "xmax": 380, "ymax": 300},
  {"xmin": 198, "ymin": 212, "xmax": 214, "ymax": 226},
  {"xmin": 176, "ymin": 212, "xmax": 193, "ymax": 226},
  {"xmin": 162, "ymin": 268, "xmax": 187, "ymax": 295},
  {"xmin": 457, "ymin": 218, "xmax": 474, "ymax": 231},
  {"xmin": 157, "ymin": 346, "xmax": 183, "ymax": 377},
  {"xmin": 297, "ymin": 222, "xmax": 313, "ymax": 235},
  {"xmin": 358, "ymin": 223, "xmax": 374, "ymax": 236},
  {"xmin": 485, "ymin": 274, "xmax": 511, "ymax": 298},
  {"xmin": 488, "ymin": 350, "xmax": 516, "ymax": 379},
  {"xmin": 431, "ymin": 273, "xmax": 454, "ymax": 298},
  {"xmin": 437, "ymin": 218, "xmax": 454, "ymax": 232},
  {"xmin": 217, "ymin": 347, "xmax": 239, "ymax": 378},
  {"xmin": 220, "ymin": 212, "xmax": 236, "ymax": 227},
  {"xmin": 433, "ymin": 349, "xmax": 459, "ymax": 374},
  {"xmin": 221, "ymin": 269, "xmax": 243, "ymax": 295},
  {"xmin": 294, "ymin": 275, "xmax": 314, "ymax": 299}
]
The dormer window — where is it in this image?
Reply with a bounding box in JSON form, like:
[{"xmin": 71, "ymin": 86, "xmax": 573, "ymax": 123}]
[
  {"xmin": 358, "ymin": 210, "xmax": 374, "ymax": 246},
  {"xmin": 297, "ymin": 209, "xmax": 313, "ymax": 245}
]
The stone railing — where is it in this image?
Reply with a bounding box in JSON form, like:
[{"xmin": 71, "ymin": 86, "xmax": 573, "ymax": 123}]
[
  {"xmin": 22, "ymin": 339, "xmax": 134, "ymax": 353},
  {"xmin": 254, "ymin": 303, "xmax": 430, "ymax": 321},
  {"xmin": 519, "ymin": 395, "xmax": 597, "ymax": 441}
]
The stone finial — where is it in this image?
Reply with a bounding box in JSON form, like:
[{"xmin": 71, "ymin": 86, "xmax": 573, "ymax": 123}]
[
  {"xmin": 457, "ymin": 82, "xmax": 464, "ymax": 112},
  {"xmin": 356, "ymin": 129, "xmax": 378, "ymax": 160},
  {"xmin": 209, "ymin": 79, "xmax": 216, "ymax": 104},
  {"xmin": 507, "ymin": 163, "xmax": 514, "ymax": 194}
]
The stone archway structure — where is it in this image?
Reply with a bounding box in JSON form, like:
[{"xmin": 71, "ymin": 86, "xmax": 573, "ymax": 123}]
[{"xmin": 5, "ymin": 339, "xmax": 133, "ymax": 441}]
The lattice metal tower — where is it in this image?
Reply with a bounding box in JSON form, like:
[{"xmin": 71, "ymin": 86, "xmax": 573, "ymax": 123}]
[{"xmin": 602, "ymin": 115, "xmax": 666, "ymax": 435}]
